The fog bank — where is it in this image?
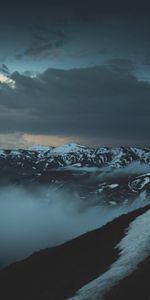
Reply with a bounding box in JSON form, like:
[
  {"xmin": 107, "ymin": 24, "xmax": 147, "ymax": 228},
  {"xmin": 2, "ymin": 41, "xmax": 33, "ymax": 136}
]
[{"xmin": 0, "ymin": 185, "xmax": 149, "ymax": 268}]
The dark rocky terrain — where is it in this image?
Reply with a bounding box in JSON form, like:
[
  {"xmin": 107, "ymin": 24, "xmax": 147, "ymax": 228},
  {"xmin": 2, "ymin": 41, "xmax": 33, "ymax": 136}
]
[{"xmin": 0, "ymin": 204, "xmax": 149, "ymax": 300}]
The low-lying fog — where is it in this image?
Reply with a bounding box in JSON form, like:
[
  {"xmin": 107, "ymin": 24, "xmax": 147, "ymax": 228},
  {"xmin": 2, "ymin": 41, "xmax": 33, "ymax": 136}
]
[{"xmin": 0, "ymin": 183, "xmax": 149, "ymax": 269}]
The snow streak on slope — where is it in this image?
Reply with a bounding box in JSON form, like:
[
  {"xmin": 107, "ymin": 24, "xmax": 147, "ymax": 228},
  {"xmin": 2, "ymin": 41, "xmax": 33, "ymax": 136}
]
[{"xmin": 69, "ymin": 209, "xmax": 150, "ymax": 300}]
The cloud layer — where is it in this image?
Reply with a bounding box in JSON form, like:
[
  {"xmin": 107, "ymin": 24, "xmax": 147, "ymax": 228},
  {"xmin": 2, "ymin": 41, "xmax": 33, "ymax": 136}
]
[{"xmin": 0, "ymin": 61, "xmax": 150, "ymax": 146}]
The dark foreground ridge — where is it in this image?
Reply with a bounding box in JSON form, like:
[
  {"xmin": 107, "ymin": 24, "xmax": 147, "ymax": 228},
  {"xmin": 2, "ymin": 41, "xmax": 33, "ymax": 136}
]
[
  {"xmin": 105, "ymin": 255, "xmax": 150, "ymax": 300},
  {"xmin": 0, "ymin": 204, "xmax": 150, "ymax": 300}
]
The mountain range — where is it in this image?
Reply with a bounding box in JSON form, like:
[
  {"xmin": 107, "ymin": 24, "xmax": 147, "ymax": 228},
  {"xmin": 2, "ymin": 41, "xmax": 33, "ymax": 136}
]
[{"xmin": 0, "ymin": 143, "xmax": 150, "ymax": 205}]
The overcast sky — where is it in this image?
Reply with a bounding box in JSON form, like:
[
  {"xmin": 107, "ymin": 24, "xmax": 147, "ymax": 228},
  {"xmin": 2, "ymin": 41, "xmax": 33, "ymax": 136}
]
[{"xmin": 0, "ymin": 0, "xmax": 150, "ymax": 148}]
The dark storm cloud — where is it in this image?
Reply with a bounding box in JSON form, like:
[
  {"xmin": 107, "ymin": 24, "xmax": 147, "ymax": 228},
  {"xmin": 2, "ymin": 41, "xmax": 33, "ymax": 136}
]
[
  {"xmin": 26, "ymin": 0, "xmax": 150, "ymax": 19},
  {"xmin": 0, "ymin": 62, "xmax": 150, "ymax": 145},
  {"xmin": 0, "ymin": 0, "xmax": 150, "ymax": 145},
  {"xmin": 1, "ymin": 0, "xmax": 150, "ymax": 27},
  {"xmin": 17, "ymin": 30, "xmax": 65, "ymax": 60},
  {"xmin": 0, "ymin": 0, "xmax": 150, "ymax": 74}
]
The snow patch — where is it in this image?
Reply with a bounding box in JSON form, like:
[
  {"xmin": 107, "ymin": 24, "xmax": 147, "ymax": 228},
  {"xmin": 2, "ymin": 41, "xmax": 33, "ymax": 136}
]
[{"xmin": 108, "ymin": 184, "xmax": 119, "ymax": 189}]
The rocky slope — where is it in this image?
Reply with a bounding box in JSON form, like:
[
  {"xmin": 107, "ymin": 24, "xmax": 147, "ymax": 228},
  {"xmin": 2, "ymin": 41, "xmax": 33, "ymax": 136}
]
[{"xmin": 0, "ymin": 205, "xmax": 149, "ymax": 300}]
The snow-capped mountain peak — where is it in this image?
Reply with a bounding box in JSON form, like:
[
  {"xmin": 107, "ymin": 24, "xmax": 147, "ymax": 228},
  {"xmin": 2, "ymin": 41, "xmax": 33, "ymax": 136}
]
[{"xmin": 50, "ymin": 143, "xmax": 88, "ymax": 154}]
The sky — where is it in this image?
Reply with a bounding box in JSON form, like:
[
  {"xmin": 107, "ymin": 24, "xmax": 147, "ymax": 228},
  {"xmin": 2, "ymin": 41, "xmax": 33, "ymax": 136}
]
[{"xmin": 0, "ymin": 0, "xmax": 150, "ymax": 148}]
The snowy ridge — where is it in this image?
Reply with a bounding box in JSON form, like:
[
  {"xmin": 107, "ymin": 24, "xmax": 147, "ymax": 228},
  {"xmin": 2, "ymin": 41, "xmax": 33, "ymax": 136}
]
[
  {"xmin": 69, "ymin": 209, "xmax": 150, "ymax": 300},
  {"xmin": 128, "ymin": 174, "xmax": 150, "ymax": 192},
  {"xmin": 27, "ymin": 143, "xmax": 90, "ymax": 154}
]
